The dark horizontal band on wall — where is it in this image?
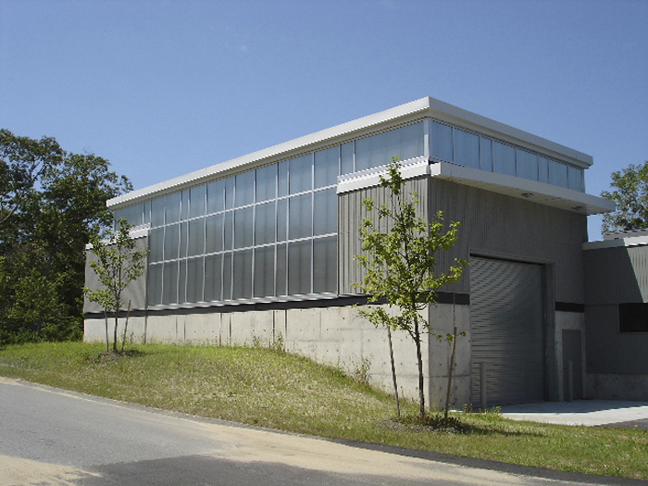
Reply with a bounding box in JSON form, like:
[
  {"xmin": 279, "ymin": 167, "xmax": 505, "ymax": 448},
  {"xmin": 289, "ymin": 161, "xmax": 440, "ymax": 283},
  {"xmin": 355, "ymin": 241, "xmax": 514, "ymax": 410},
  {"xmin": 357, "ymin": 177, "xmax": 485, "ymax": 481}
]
[
  {"xmin": 555, "ymin": 302, "xmax": 585, "ymax": 313},
  {"xmin": 83, "ymin": 292, "xmax": 472, "ymax": 320}
]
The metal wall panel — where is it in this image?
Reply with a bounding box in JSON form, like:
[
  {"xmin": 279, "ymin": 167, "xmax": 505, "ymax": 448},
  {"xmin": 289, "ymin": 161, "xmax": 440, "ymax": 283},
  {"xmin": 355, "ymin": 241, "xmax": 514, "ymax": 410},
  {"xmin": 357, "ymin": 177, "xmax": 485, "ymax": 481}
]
[
  {"xmin": 470, "ymin": 257, "xmax": 545, "ymax": 406},
  {"xmin": 338, "ymin": 175, "xmax": 587, "ymax": 303},
  {"xmin": 427, "ymin": 178, "xmax": 586, "ymax": 303},
  {"xmin": 584, "ymin": 245, "xmax": 648, "ymax": 305},
  {"xmin": 338, "ymin": 177, "xmax": 428, "ymax": 295},
  {"xmin": 84, "ymin": 236, "xmax": 149, "ymax": 313}
]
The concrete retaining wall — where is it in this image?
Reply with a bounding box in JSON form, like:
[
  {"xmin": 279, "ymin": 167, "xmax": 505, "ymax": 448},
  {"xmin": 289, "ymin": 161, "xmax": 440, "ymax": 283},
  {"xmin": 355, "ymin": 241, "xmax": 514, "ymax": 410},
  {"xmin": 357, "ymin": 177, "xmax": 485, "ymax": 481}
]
[{"xmin": 84, "ymin": 301, "xmax": 471, "ymax": 408}]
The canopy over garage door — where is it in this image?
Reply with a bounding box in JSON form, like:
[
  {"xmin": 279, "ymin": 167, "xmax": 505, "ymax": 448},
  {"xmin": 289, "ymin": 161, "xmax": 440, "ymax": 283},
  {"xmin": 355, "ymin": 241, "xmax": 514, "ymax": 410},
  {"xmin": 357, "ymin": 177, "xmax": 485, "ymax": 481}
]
[{"xmin": 470, "ymin": 257, "xmax": 545, "ymax": 407}]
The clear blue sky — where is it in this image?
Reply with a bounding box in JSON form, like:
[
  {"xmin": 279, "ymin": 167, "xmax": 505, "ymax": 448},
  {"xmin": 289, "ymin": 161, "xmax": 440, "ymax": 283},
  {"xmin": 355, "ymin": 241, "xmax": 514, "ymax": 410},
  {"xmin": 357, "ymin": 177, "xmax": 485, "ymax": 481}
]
[{"xmin": 1, "ymin": 0, "xmax": 646, "ymax": 240}]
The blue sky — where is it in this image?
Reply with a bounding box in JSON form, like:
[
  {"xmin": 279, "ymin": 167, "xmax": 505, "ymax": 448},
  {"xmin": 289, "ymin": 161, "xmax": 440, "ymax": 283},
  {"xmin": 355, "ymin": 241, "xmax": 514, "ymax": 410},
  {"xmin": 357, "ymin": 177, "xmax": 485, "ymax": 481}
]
[{"xmin": 1, "ymin": 0, "xmax": 646, "ymax": 240}]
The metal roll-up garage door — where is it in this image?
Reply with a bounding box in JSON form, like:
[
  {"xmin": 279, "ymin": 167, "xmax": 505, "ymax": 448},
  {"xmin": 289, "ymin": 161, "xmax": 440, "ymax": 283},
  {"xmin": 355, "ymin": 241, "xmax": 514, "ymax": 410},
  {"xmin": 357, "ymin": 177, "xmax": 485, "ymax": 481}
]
[{"xmin": 470, "ymin": 257, "xmax": 545, "ymax": 406}]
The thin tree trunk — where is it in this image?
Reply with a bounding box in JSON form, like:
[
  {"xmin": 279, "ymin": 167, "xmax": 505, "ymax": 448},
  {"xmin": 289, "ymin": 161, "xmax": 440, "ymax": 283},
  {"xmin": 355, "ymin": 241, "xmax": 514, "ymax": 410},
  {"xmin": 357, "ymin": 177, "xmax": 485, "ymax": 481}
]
[
  {"xmin": 386, "ymin": 326, "xmax": 400, "ymax": 419},
  {"xmin": 413, "ymin": 317, "xmax": 426, "ymax": 419},
  {"xmin": 103, "ymin": 310, "xmax": 109, "ymax": 353},
  {"xmin": 444, "ymin": 326, "xmax": 458, "ymax": 422},
  {"xmin": 113, "ymin": 295, "xmax": 120, "ymax": 352},
  {"xmin": 121, "ymin": 300, "xmax": 131, "ymax": 353}
]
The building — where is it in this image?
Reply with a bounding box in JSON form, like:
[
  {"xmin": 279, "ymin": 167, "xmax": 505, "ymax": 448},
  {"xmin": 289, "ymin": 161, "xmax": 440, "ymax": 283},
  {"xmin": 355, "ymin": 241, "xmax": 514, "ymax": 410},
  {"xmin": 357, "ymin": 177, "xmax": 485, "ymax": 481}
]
[{"xmin": 84, "ymin": 97, "xmax": 617, "ymax": 407}]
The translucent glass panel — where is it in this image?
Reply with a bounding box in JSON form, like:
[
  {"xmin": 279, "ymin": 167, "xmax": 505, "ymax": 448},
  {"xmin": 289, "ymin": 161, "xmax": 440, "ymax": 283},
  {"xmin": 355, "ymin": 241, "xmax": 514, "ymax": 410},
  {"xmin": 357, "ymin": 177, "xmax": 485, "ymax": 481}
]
[
  {"xmin": 289, "ymin": 154, "xmax": 312, "ymax": 194},
  {"xmin": 454, "ymin": 129, "xmax": 479, "ymax": 169},
  {"xmin": 314, "ymin": 146, "xmax": 339, "ymax": 188},
  {"xmin": 235, "ymin": 171, "xmax": 255, "ymax": 207},
  {"xmin": 141, "ymin": 121, "xmax": 434, "ymax": 306},
  {"xmin": 355, "ymin": 122, "xmax": 424, "ymax": 171},
  {"xmin": 113, "ymin": 203, "xmax": 143, "ymax": 227},
  {"xmin": 313, "ymin": 236, "xmax": 337, "ymax": 293},
  {"xmin": 430, "ymin": 121, "xmax": 585, "ymax": 192},
  {"xmin": 431, "ymin": 121, "xmax": 453, "ymax": 161},
  {"xmin": 493, "ymin": 141, "xmax": 516, "ymax": 176},
  {"xmin": 254, "ymin": 246, "xmax": 275, "ymax": 298},
  {"xmin": 256, "ymin": 164, "xmax": 276, "ymax": 202},
  {"xmin": 288, "ymin": 240, "xmax": 311, "ymax": 295},
  {"xmin": 289, "ymin": 194, "xmax": 312, "ymax": 240},
  {"xmin": 314, "ymin": 189, "xmax": 337, "ymax": 236}
]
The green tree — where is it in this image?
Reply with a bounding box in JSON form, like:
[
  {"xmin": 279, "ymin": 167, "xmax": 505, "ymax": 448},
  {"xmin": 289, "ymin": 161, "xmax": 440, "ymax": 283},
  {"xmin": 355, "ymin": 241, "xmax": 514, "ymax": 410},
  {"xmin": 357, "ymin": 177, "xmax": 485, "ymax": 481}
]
[
  {"xmin": 0, "ymin": 129, "xmax": 130, "ymax": 344},
  {"xmin": 355, "ymin": 160, "xmax": 466, "ymax": 420},
  {"xmin": 602, "ymin": 161, "xmax": 648, "ymax": 234},
  {"xmin": 0, "ymin": 129, "xmax": 63, "ymax": 225},
  {"xmin": 85, "ymin": 219, "xmax": 147, "ymax": 352}
]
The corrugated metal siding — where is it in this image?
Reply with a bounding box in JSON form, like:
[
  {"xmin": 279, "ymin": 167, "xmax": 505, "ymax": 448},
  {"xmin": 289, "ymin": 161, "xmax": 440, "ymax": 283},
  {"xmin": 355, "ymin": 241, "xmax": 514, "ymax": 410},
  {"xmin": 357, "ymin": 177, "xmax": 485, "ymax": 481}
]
[
  {"xmin": 428, "ymin": 178, "xmax": 586, "ymax": 303},
  {"xmin": 470, "ymin": 257, "xmax": 545, "ymax": 406},
  {"xmin": 338, "ymin": 177, "xmax": 428, "ymax": 295},
  {"xmin": 339, "ymin": 175, "xmax": 587, "ymax": 302},
  {"xmin": 83, "ymin": 236, "xmax": 149, "ymax": 313},
  {"xmin": 584, "ymin": 245, "xmax": 648, "ymax": 305},
  {"xmin": 585, "ymin": 304, "xmax": 648, "ymax": 374}
]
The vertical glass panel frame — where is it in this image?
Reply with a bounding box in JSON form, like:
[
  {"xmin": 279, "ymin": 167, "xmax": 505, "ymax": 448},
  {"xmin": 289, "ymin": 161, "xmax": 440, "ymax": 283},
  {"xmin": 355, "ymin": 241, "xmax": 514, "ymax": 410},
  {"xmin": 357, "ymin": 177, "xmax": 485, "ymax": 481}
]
[
  {"xmin": 278, "ymin": 160, "xmax": 288, "ymax": 197},
  {"xmin": 254, "ymin": 246, "xmax": 275, "ymax": 298},
  {"xmin": 162, "ymin": 261, "xmax": 179, "ymax": 305},
  {"xmin": 313, "ymin": 236, "xmax": 337, "ymax": 293},
  {"xmin": 289, "ymin": 154, "xmax": 312, "ymax": 194},
  {"xmin": 234, "ymin": 207, "xmax": 254, "ymax": 249},
  {"xmin": 147, "ymin": 264, "xmax": 163, "ymax": 306},
  {"xmin": 186, "ymin": 257, "xmax": 204, "ymax": 303},
  {"xmin": 516, "ymin": 149, "xmax": 539, "ymax": 181},
  {"xmin": 207, "ymin": 179, "xmax": 225, "ymax": 214},
  {"xmin": 568, "ymin": 166, "xmax": 584, "ymax": 191},
  {"xmin": 340, "ymin": 141, "xmax": 354, "ymax": 175},
  {"xmin": 276, "ymin": 243, "xmax": 287, "ymax": 296},
  {"xmin": 188, "ymin": 218, "xmax": 205, "ymax": 256},
  {"xmin": 431, "ymin": 121, "xmax": 454, "ymax": 161},
  {"xmin": 151, "ymin": 197, "xmax": 165, "ymax": 227},
  {"xmin": 313, "ymin": 189, "xmax": 337, "ymax": 236},
  {"xmin": 165, "ymin": 192, "xmax": 181, "ymax": 224},
  {"xmin": 204, "ymin": 254, "xmax": 222, "ymax": 302},
  {"xmin": 314, "ymin": 146, "xmax": 339, "ymax": 188},
  {"xmin": 235, "ymin": 170, "xmax": 255, "ymax": 207},
  {"xmin": 232, "ymin": 249, "xmax": 253, "ymax": 299},
  {"xmin": 178, "ymin": 259, "xmax": 187, "ymax": 304},
  {"xmin": 493, "ymin": 141, "xmax": 516, "ymax": 176},
  {"xmin": 164, "ymin": 223, "xmax": 180, "ymax": 260},
  {"xmin": 255, "ymin": 202, "xmax": 275, "ymax": 245},
  {"xmin": 480, "ymin": 137, "xmax": 493, "ymax": 172},
  {"xmin": 277, "ymin": 198, "xmax": 288, "ymax": 242},
  {"xmin": 454, "ymin": 129, "xmax": 480, "ymax": 169},
  {"xmin": 149, "ymin": 227, "xmax": 164, "ymax": 262},
  {"xmin": 288, "ymin": 240, "xmax": 311, "ymax": 295},
  {"xmin": 289, "ymin": 193, "xmax": 312, "ymax": 240},
  {"xmin": 205, "ymin": 213, "xmax": 223, "ymax": 254},
  {"xmin": 549, "ymin": 160, "xmax": 568, "ymax": 188},
  {"xmin": 222, "ymin": 253, "xmax": 232, "ymax": 300},
  {"xmin": 538, "ymin": 157, "xmax": 549, "ymax": 183},
  {"xmin": 224, "ymin": 177, "xmax": 235, "ymax": 210},
  {"xmin": 188, "ymin": 185, "xmax": 206, "ymax": 219},
  {"xmin": 223, "ymin": 212, "xmax": 233, "ymax": 251},
  {"xmin": 256, "ymin": 164, "xmax": 276, "ymax": 202}
]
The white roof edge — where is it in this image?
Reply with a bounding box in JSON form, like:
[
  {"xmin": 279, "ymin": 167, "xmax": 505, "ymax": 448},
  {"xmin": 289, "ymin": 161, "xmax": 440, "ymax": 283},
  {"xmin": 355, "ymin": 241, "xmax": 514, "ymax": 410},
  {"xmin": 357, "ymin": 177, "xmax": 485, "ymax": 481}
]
[
  {"xmin": 584, "ymin": 235, "xmax": 648, "ymax": 250},
  {"xmin": 109, "ymin": 96, "xmax": 594, "ymax": 208},
  {"xmin": 430, "ymin": 162, "xmax": 614, "ymax": 216}
]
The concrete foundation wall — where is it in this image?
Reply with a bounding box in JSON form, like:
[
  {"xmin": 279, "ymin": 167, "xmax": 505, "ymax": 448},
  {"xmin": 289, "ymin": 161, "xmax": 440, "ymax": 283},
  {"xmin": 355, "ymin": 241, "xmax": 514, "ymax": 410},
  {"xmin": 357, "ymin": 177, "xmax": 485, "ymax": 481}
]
[
  {"xmin": 85, "ymin": 301, "xmax": 471, "ymax": 406},
  {"xmin": 587, "ymin": 373, "xmax": 648, "ymax": 401}
]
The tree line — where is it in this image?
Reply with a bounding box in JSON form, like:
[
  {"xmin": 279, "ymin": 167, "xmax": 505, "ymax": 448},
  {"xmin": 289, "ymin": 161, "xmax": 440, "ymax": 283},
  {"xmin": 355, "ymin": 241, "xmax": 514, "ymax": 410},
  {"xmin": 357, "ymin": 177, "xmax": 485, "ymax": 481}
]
[{"xmin": 0, "ymin": 129, "xmax": 130, "ymax": 345}]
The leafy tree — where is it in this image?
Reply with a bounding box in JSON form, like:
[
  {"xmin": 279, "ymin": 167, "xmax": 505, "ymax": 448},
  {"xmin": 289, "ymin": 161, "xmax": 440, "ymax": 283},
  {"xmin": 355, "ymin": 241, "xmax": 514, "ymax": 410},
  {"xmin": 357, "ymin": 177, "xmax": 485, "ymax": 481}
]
[
  {"xmin": 355, "ymin": 160, "xmax": 466, "ymax": 420},
  {"xmin": 0, "ymin": 129, "xmax": 131, "ymax": 344},
  {"xmin": 85, "ymin": 219, "xmax": 147, "ymax": 353},
  {"xmin": 0, "ymin": 129, "xmax": 64, "ymax": 225},
  {"xmin": 602, "ymin": 161, "xmax": 648, "ymax": 234}
]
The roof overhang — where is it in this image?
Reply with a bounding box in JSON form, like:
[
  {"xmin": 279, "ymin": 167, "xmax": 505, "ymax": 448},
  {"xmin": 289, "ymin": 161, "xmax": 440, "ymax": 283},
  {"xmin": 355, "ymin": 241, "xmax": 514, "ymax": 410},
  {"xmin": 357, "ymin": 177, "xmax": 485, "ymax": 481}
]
[
  {"xmin": 109, "ymin": 96, "xmax": 595, "ymax": 209},
  {"xmin": 338, "ymin": 160, "xmax": 614, "ymax": 216}
]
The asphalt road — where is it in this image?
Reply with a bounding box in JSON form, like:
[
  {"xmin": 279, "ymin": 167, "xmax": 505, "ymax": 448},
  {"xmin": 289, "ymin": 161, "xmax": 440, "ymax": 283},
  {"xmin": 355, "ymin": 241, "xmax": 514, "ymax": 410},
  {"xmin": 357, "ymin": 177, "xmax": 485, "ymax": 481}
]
[{"xmin": 0, "ymin": 377, "xmax": 644, "ymax": 486}]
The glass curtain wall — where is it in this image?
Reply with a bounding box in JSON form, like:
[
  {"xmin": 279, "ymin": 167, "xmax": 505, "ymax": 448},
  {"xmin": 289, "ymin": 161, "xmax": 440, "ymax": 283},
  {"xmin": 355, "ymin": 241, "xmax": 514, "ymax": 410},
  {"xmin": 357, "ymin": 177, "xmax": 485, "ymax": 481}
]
[
  {"xmin": 113, "ymin": 118, "xmax": 585, "ymax": 308},
  {"xmin": 430, "ymin": 121, "xmax": 585, "ymax": 192}
]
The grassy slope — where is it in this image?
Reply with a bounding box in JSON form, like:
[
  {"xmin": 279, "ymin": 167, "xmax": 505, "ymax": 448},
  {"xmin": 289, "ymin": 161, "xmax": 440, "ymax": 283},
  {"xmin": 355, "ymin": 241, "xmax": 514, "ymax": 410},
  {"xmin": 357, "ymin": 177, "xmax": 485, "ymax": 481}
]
[{"xmin": 0, "ymin": 342, "xmax": 646, "ymax": 480}]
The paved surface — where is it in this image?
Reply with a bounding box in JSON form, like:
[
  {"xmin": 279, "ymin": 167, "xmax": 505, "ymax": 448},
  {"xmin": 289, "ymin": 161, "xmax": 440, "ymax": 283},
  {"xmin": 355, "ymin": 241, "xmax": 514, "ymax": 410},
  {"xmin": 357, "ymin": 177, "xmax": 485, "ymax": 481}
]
[
  {"xmin": 501, "ymin": 400, "xmax": 648, "ymax": 429},
  {"xmin": 1, "ymin": 378, "xmax": 646, "ymax": 486}
]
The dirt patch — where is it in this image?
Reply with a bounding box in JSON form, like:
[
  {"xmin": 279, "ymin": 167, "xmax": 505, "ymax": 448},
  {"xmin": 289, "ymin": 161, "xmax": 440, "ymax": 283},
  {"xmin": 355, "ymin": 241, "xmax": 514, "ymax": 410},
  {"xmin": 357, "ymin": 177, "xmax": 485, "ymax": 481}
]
[{"xmin": 0, "ymin": 455, "xmax": 99, "ymax": 486}]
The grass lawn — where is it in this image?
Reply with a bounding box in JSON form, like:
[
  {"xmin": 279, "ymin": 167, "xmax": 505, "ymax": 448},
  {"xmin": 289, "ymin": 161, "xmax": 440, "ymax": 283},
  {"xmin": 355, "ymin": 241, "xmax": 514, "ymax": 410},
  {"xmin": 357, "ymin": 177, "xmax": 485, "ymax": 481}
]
[{"xmin": 0, "ymin": 341, "xmax": 646, "ymax": 480}]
